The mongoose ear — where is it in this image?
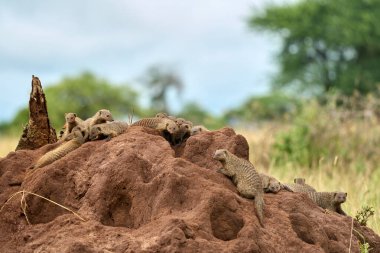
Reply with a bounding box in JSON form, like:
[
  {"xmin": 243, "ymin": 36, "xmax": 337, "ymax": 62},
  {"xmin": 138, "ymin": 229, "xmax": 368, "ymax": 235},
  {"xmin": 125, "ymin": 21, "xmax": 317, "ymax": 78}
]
[
  {"xmin": 166, "ymin": 123, "xmax": 169, "ymax": 127},
  {"xmin": 333, "ymin": 192, "xmax": 338, "ymax": 197},
  {"xmin": 65, "ymin": 113, "xmax": 68, "ymax": 116},
  {"xmin": 97, "ymin": 126, "xmax": 101, "ymax": 131},
  {"xmin": 344, "ymin": 192, "xmax": 347, "ymax": 197},
  {"xmin": 73, "ymin": 113, "xmax": 77, "ymax": 117}
]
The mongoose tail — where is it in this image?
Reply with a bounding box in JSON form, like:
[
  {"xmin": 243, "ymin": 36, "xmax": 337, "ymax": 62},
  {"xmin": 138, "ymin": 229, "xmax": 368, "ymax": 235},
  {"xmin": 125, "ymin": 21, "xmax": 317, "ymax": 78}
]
[{"xmin": 255, "ymin": 192, "xmax": 265, "ymax": 227}]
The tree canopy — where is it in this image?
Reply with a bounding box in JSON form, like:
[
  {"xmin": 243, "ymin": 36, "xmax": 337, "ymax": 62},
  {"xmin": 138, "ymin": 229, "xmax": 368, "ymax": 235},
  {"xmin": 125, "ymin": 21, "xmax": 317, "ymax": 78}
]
[{"xmin": 249, "ymin": 0, "xmax": 380, "ymax": 95}]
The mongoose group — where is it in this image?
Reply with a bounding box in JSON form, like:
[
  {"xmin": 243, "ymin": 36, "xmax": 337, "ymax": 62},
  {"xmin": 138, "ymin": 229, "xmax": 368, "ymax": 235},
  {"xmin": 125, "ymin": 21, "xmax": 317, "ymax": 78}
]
[
  {"xmin": 30, "ymin": 109, "xmax": 208, "ymax": 171},
  {"xmin": 29, "ymin": 109, "xmax": 347, "ymax": 227}
]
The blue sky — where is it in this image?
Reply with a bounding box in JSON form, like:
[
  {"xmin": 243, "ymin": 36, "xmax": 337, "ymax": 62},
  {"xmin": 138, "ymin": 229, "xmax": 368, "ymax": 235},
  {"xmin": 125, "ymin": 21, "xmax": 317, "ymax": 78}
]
[{"xmin": 0, "ymin": 0, "xmax": 290, "ymax": 122}]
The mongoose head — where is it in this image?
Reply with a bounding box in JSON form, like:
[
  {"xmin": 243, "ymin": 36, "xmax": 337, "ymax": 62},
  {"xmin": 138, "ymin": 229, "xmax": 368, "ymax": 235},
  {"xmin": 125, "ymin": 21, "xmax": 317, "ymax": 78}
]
[
  {"xmin": 180, "ymin": 123, "xmax": 191, "ymax": 132},
  {"xmin": 65, "ymin": 112, "xmax": 77, "ymax": 124},
  {"xmin": 72, "ymin": 129, "xmax": 84, "ymax": 139},
  {"xmin": 155, "ymin": 112, "xmax": 168, "ymax": 118},
  {"xmin": 294, "ymin": 178, "xmax": 306, "ymax": 184},
  {"xmin": 97, "ymin": 109, "xmax": 114, "ymax": 122},
  {"xmin": 213, "ymin": 149, "xmax": 229, "ymax": 162},
  {"xmin": 72, "ymin": 125, "xmax": 88, "ymax": 139},
  {"xmin": 175, "ymin": 118, "xmax": 186, "ymax": 126},
  {"xmin": 166, "ymin": 121, "xmax": 179, "ymax": 134},
  {"xmin": 268, "ymin": 180, "xmax": 282, "ymax": 193},
  {"xmin": 333, "ymin": 192, "xmax": 347, "ymax": 204},
  {"xmin": 89, "ymin": 126, "xmax": 102, "ymax": 140},
  {"xmin": 191, "ymin": 125, "xmax": 206, "ymax": 135}
]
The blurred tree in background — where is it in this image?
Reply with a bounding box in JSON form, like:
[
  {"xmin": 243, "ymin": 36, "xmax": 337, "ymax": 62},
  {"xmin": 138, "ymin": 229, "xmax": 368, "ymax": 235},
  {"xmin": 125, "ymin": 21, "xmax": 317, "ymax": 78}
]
[
  {"xmin": 179, "ymin": 102, "xmax": 227, "ymax": 129},
  {"xmin": 249, "ymin": 0, "xmax": 380, "ymax": 95},
  {"xmin": 140, "ymin": 64, "xmax": 183, "ymax": 114},
  {"xmin": 0, "ymin": 72, "xmax": 141, "ymax": 133},
  {"xmin": 224, "ymin": 93, "xmax": 301, "ymax": 123}
]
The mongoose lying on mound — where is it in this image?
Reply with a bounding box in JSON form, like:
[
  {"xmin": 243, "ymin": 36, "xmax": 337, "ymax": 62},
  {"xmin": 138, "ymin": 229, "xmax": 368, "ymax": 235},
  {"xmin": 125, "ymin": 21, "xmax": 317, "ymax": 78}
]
[
  {"xmin": 131, "ymin": 117, "xmax": 178, "ymax": 134},
  {"xmin": 259, "ymin": 173, "xmax": 282, "ymax": 193},
  {"xmin": 59, "ymin": 113, "xmax": 83, "ymax": 140},
  {"xmin": 190, "ymin": 125, "xmax": 209, "ymax": 136},
  {"xmin": 213, "ymin": 149, "xmax": 265, "ymax": 226},
  {"xmin": 31, "ymin": 130, "xmax": 85, "ymax": 169},
  {"xmin": 307, "ymin": 191, "xmax": 347, "ymax": 215},
  {"xmin": 284, "ymin": 178, "xmax": 317, "ymax": 193},
  {"xmin": 67, "ymin": 109, "xmax": 114, "ymax": 141},
  {"xmin": 89, "ymin": 121, "xmax": 129, "ymax": 141},
  {"xmin": 155, "ymin": 112, "xmax": 177, "ymax": 121}
]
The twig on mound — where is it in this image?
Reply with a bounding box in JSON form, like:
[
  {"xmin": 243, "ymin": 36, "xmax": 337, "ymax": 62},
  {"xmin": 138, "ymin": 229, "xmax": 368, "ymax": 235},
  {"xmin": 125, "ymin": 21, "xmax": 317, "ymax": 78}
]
[
  {"xmin": 0, "ymin": 190, "xmax": 85, "ymax": 224},
  {"xmin": 349, "ymin": 216, "xmax": 354, "ymax": 253}
]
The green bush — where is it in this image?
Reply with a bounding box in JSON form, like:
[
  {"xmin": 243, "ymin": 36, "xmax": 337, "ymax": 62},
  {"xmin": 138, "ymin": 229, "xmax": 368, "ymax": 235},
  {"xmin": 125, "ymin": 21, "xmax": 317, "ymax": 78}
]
[{"xmin": 271, "ymin": 95, "xmax": 380, "ymax": 171}]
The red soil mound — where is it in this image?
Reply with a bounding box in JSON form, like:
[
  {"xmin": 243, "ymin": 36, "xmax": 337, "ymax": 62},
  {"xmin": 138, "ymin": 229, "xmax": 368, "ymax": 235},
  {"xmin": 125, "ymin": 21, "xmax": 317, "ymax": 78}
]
[{"xmin": 0, "ymin": 127, "xmax": 379, "ymax": 252}]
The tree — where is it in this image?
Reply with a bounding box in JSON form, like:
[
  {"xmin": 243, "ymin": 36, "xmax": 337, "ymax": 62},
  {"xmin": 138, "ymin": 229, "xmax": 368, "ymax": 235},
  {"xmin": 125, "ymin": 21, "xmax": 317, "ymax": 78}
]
[
  {"xmin": 224, "ymin": 93, "xmax": 300, "ymax": 122},
  {"xmin": 141, "ymin": 65, "xmax": 183, "ymax": 113},
  {"xmin": 179, "ymin": 102, "xmax": 227, "ymax": 129},
  {"xmin": 2, "ymin": 72, "xmax": 140, "ymax": 133},
  {"xmin": 249, "ymin": 0, "xmax": 380, "ymax": 95}
]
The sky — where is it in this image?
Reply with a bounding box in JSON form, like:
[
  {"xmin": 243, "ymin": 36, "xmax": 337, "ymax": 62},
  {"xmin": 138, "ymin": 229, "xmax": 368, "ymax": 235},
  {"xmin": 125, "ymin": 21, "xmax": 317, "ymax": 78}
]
[{"xmin": 0, "ymin": 0, "xmax": 290, "ymax": 122}]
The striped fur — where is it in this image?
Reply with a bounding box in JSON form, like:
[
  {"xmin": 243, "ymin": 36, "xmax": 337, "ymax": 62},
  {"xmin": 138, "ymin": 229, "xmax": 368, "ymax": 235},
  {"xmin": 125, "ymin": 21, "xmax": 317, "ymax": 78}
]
[
  {"xmin": 33, "ymin": 131, "xmax": 85, "ymax": 169},
  {"xmin": 307, "ymin": 191, "xmax": 347, "ymax": 215},
  {"xmin": 283, "ymin": 182, "xmax": 316, "ymax": 193},
  {"xmin": 89, "ymin": 121, "xmax": 129, "ymax": 140},
  {"xmin": 213, "ymin": 149, "xmax": 265, "ymax": 226},
  {"xmin": 131, "ymin": 117, "xmax": 178, "ymax": 134}
]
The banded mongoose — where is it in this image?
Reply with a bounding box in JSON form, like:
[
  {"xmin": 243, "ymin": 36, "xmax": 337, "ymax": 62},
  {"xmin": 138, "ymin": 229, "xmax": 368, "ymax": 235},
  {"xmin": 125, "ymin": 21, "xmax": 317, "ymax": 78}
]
[
  {"xmin": 172, "ymin": 119, "xmax": 193, "ymax": 145},
  {"xmin": 284, "ymin": 178, "xmax": 317, "ymax": 193},
  {"xmin": 213, "ymin": 149, "xmax": 265, "ymax": 226},
  {"xmin": 131, "ymin": 117, "xmax": 178, "ymax": 134},
  {"xmin": 259, "ymin": 173, "xmax": 282, "ymax": 193},
  {"xmin": 59, "ymin": 113, "xmax": 83, "ymax": 140},
  {"xmin": 307, "ymin": 191, "xmax": 347, "ymax": 215},
  {"xmin": 31, "ymin": 130, "xmax": 85, "ymax": 169},
  {"xmin": 89, "ymin": 121, "xmax": 129, "ymax": 141},
  {"xmin": 294, "ymin": 178, "xmax": 316, "ymax": 192},
  {"xmin": 68, "ymin": 109, "xmax": 114, "ymax": 141},
  {"xmin": 155, "ymin": 112, "xmax": 177, "ymax": 121},
  {"xmin": 190, "ymin": 125, "xmax": 209, "ymax": 136},
  {"xmin": 174, "ymin": 122, "xmax": 192, "ymax": 144}
]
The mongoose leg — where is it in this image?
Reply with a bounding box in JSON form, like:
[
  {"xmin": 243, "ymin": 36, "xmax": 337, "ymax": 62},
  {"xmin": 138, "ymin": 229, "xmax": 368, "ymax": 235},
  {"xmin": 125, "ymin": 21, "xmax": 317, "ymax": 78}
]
[{"xmin": 217, "ymin": 168, "xmax": 234, "ymax": 177}]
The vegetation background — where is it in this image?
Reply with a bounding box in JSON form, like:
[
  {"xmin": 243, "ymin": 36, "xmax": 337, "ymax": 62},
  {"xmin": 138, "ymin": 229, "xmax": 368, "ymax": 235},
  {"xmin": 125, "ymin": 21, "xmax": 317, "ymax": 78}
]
[{"xmin": 1, "ymin": 0, "xmax": 379, "ymax": 234}]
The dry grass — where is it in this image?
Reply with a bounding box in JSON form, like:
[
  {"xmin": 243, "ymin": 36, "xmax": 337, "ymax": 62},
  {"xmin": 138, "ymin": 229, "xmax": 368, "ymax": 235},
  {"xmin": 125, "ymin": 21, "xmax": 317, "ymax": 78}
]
[
  {"xmin": 237, "ymin": 124, "xmax": 380, "ymax": 235},
  {"xmin": 0, "ymin": 190, "xmax": 85, "ymax": 224},
  {"xmin": 0, "ymin": 136, "xmax": 18, "ymax": 158}
]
